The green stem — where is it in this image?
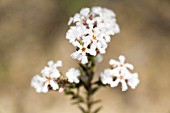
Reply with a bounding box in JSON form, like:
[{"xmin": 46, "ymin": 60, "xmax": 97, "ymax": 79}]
[
  {"xmin": 79, "ymin": 56, "xmax": 100, "ymax": 113},
  {"xmin": 86, "ymin": 57, "xmax": 95, "ymax": 113},
  {"xmin": 87, "ymin": 74, "xmax": 92, "ymax": 113}
]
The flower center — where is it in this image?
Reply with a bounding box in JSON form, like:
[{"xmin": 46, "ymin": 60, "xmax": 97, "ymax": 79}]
[
  {"xmin": 119, "ymin": 75, "xmax": 124, "ymax": 80},
  {"xmin": 92, "ymin": 35, "xmax": 97, "ymax": 40},
  {"xmin": 81, "ymin": 47, "xmax": 86, "ymax": 52},
  {"xmin": 120, "ymin": 64, "xmax": 124, "ymax": 67},
  {"xmin": 46, "ymin": 77, "xmax": 51, "ymax": 83}
]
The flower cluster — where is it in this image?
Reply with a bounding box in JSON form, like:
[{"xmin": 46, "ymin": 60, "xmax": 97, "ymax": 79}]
[
  {"xmin": 100, "ymin": 55, "xmax": 140, "ymax": 91},
  {"xmin": 66, "ymin": 7, "xmax": 120, "ymax": 64},
  {"xmin": 31, "ymin": 60, "xmax": 62, "ymax": 93},
  {"xmin": 31, "ymin": 60, "xmax": 81, "ymax": 93}
]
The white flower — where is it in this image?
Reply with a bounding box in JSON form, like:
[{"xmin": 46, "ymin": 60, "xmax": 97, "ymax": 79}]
[
  {"xmin": 80, "ymin": 8, "xmax": 90, "ymax": 16},
  {"xmin": 100, "ymin": 55, "xmax": 140, "ymax": 91},
  {"xmin": 84, "ymin": 28, "xmax": 108, "ymax": 54},
  {"xmin": 71, "ymin": 40, "xmax": 96, "ymax": 64},
  {"xmin": 110, "ymin": 70, "xmax": 140, "ymax": 91},
  {"xmin": 100, "ymin": 69, "xmax": 113, "ymax": 85},
  {"xmin": 127, "ymin": 73, "xmax": 140, "ymax": 89},
  {"xmin": 41, "ymin": 60, "xmax": 62, "ymax": 78},
  {"xmin": 66, "ymin": 68, "xmax": 81, "ymax": 83},
  {"xmin": 40, "ymin": 74, "xmax": 59, "ymax": 93},
  {"xmin": 110, "ymin": 69, "xmax": 131, "ymax": 91},
  {"xmin": 31, "ymin": 75, "xmax": 45, "ymax": 93},
  {"xmin": 96, "ymin": 42, "xmax": 107, "ymax": 54},
  {"xmin": 31, "ymin": 60, "xmax": 62, "ymax": 93},
  {"xmin": 109, "ymin": 55, "xmax": 134, "ymax": 70},
  {"xmin": 66, "ymin": 26, "xmax": 86, "ymax": 43}
]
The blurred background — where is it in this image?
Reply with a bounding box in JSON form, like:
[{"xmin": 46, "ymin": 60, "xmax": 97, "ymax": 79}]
[{"xmin": 0, "ymin": 0, "xmax": 170, "ymax": 113}]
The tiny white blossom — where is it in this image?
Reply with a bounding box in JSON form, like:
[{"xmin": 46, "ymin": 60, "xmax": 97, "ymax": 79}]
[
  {"xmin": 80, "ymin": 8, "xmax": 90, "ymax": 16},
  {"xmin": 110, "ymin": 70, "xmax": 131, "ymax": 91},
  {"xmin": 127, "ymin": 73, "xmax": 140, "ymax": 89},
  {"xmin": 71, "ymin": 40, "xmax": 96, "ymax": 64},
  {"xmin": 31, "ymin": 75, "xmax": 46, "ymax": 93},
  {"xmin": 66, "ymin": 26, "xmax": 86, "ymax": 43},
  {"xmin": 100, "ymin": 69, "xmax": 113, "ymax": 85},
  {"xmin": 100, "ymin": 55, "xmax": 140, "ymax": 91},
  {"xmin": 31, "ymin": 60, "xmax": 62, "ymax": 93},
  {"xmin": 109, "ymin": 55, "xmax": 134, "ymax": 70},
  {"xmin": 41, "ymin": 60, "xmax": 62, "ymax": 78},
  {"xmin": 66, "ymin": 68, "xmax": 81, "ymax": 83}
]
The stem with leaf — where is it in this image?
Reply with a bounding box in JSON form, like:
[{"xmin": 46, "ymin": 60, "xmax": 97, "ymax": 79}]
[{"xmin": 64, "ymin": 56, "xmax": 102, "ymax": 113}]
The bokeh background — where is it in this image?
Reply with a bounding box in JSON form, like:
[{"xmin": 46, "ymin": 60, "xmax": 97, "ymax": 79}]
[{"xmin": 0, "ymin": 0, "xmax": 170, "ymax": 113}]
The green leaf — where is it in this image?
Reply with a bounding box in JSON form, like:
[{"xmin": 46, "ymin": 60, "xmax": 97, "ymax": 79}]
[
  {"xmin": 71, "ymin": 94, "xmax": 83, "ymax": 101},
  {"xmin": 78, "ymin": 105, "xmax": 87, "ymax": 113},
  {"xmin": 90, "ymin": 87, "xmax": 100, "ymax": 95},
  {"xmin": 90, "ymin": 99, "xmax": 101, "ymax": 105},
  {"xmin": 71, "ymin": 98, "xmax": 84, "ymax": 105},
  {"xmin": 71, "ymin": 95, "xmax": 79, "ymax": 99},
  {"xmin": 68, "ymin": 85, "xmax": 76, "ymax": 89},
  {"xmin": 93, "ymin": 106, "xmax": 102, "ymax": 113},
  {"xmin": 65, "ymin": 90, "xmax": 75, "ymax": 95}
]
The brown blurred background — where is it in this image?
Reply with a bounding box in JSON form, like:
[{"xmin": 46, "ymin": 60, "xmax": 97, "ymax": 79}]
[{"xmin": 0, "ymin": 0, "xmax": 170, "ymax": 113}]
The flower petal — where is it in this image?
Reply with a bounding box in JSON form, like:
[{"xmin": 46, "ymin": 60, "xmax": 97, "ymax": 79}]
[
  {"xmin": 119, "ymin": 55, "xmax": 125, "ymax": 64},
  {"xmin": 56, "ymin": 60, "xmax": 62, "ymax": 67},
  {"xmin": 50, "ymin": 80, "xmax": 59, "ymax": 90},
  {"xmin": 128, "ymin": 73, "xmax": 140, "ymax": 89},
  {"xmin": 121, "ymin": 80, "xmax": 128, "ymax": 91},
  {"xmin": 110, "ymin": 78, "xmax": 120, "ymax": 87},
  {"xmin": 109, "ymin": 59, "xmax": 118, "ymax": 65},
  {"xmin": 125, "ymin": 63, "xmax": 134, "ymax": 70},
  {"xmin": 42, "ymin": 82, "xmax": 49, "ymax": 93}
]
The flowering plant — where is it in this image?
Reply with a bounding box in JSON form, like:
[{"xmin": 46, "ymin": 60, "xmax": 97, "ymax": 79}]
[{"xmin": 31, "ymin": 6, "xmax": 140, "ymax": 113}]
